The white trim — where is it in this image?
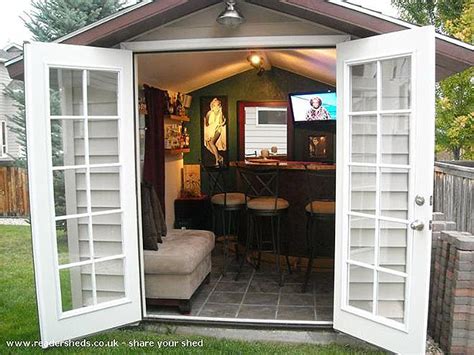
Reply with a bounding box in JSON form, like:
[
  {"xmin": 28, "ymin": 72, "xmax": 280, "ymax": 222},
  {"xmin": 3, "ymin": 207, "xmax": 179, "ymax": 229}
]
[
  {"xmin": 120, "ymin": 35, "xmax": 351, "ymax": 52},
  {"xmin": 2, "ymin": 43, "xmax": 22, "ymax": 51},
  {"xmin": 329, "ymin": 0, "xmax": 474, "ymax": 51},
  {"xmin": 255, "ymin": 106, "xmax": 287, "ymax": 127},
  {"xmin": 0, "ymin": 121, "xmax": 8, "ymax": 158},
  {"xmin": 145, "ymin": 313, "xmax": 334, "ymax": 326}
]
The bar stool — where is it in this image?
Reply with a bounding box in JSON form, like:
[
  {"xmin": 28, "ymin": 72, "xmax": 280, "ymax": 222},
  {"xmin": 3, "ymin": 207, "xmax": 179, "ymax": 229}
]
[
  {"xmin": 302, "ymin": 164, "xmax": 335, "ymax": 293},
  {"xmin": 235, "ymin": 163, "xmax": 291, "ymax": 286},
  {"xmin": 202, "ymin": 164, "xmax": 246, "ymax": 276}
]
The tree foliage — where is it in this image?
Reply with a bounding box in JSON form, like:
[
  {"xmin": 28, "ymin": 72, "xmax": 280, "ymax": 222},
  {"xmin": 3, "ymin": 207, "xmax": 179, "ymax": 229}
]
[
  {"xmin": 392, "ymin": 0, "xmax": 474, "ymax": 160},
  {"xmin": 23, "ymin": 0, "xmax": 125, "ymax": 42}
]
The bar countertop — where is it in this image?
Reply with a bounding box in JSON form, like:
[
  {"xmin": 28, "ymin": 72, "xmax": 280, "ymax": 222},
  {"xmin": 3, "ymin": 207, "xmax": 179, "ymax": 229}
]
[{"xmin": 230, "ymin": 160, "xmax": 336, "ymax": 171}]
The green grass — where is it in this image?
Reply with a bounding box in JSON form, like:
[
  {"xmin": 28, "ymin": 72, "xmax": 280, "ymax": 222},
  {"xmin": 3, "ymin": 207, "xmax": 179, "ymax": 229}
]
[{"xmin": 0, "ymin": 225, "xmax": 383, "ymax": 354}]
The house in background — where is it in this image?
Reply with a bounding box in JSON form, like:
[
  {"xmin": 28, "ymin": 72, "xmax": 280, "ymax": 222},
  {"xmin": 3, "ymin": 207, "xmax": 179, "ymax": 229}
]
[
  {"xmin": 0, "ymin": 43, "xmax": 28, "ymax": 217},
  {"xmin": 0, "ymin": 43, "xmax": 23, "ymax": 165}
]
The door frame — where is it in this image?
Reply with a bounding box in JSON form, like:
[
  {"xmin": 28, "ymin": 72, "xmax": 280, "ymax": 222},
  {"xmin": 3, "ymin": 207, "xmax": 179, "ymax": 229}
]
[
  {"xmin": 131, "ymin": 35, "xmax": 350, "ymax": 325},
  {"xmin": 129, "ymin": 31, "xmax": 434, "ymax": 343}
]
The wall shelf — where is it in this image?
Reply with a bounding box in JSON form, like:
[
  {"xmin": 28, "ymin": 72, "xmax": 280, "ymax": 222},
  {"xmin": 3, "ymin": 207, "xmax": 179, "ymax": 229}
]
[
  {"xmin": 165, "ymin": 148, "xmax": 190, "ymax": 154},
  {"xmin": 165, "ymin": 114, "xmax": 190, "ymax": 122}
]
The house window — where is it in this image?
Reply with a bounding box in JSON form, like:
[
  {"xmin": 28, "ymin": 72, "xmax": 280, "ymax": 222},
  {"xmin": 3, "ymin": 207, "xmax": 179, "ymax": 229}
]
[
  {"xmin": 256, "ymin": 107, "xmax": 287, "ymax": 126},
  {"xmin": 243, "ymin": 105, "xmax": 288, "ymax": 157},
  {"xmin": 0, "ymin": 121, "xmax": 7, "ymax": 157}
]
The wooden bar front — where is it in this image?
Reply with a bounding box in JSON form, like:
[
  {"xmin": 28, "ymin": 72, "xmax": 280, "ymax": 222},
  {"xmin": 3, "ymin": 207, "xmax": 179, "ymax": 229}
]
[{"xmin": 231, "ymin": 161, "xmax": 336, "ymax": 257}]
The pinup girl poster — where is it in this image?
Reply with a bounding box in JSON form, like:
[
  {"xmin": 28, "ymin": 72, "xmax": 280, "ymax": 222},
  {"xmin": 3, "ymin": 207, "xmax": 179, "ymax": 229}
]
[{"xmin": 201, "ymin": 96, "xmax": 228, "ymax": 167}]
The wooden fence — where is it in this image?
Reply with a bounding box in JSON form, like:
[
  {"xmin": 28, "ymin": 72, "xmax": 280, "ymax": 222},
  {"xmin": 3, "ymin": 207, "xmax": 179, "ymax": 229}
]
[
  {"xmin": 433, "ymin": 161, "xmax": 474, "ymax": 234},
  {"xmin": 0, "ymin": 167, "xmax": 29, "ymax": 217}
]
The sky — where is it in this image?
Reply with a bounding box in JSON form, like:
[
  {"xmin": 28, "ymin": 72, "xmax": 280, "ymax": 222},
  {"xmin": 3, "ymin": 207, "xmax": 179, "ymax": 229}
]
[{"xmin": 0, "ymin": 0, "xmax": 399, "ymax": 49}]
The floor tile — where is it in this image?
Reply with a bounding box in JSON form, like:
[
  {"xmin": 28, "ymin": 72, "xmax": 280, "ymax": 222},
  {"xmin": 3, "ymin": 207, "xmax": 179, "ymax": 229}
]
[
  {"xmin": 214, "ymin": 281, "xmax": 249, "ymax": 292},
  {"xmin": 277, "ymin": 306, "xmax": 315, "ymax": 321},
  {"xmin": 279, "ymin": 293, "xmax": 314, "ymax": 306},
  {"xmin": 243, "ymin": 292, "xmax": 279, "ymax": 305},
  {"xmin": 199, "ymin": 303, "xmax": 239, "ymax": 318},
  {"xmin": 238, "ymin": 305, "xmax": 276, "ymax": 319},
  {"xmin": 315, "ymin": 306, "xmax": 334, "ymax": 321},
  {"xmin": 280, "ymin": 283, "xmax": 306, "ymax": 294},
  {"xmin": 247, "ymin": 281, "xmax": 280, "ymax": 293},
  {"xmin": 220, "ymin": 272, "xmax": 252, "ymax": 282},
  {"xmin": 314, "ymin": 295, "xmax": 333, "ymax": 307},
  {"xmin": 207, "ymin": 292, "xmax": 244, "ymax": 304}
]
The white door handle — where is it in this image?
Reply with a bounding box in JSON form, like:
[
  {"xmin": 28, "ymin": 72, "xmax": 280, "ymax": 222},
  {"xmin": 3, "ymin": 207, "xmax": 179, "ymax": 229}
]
[{"xmin": 410, "ymin": 220, "xmax": 424, "ymax": 231}]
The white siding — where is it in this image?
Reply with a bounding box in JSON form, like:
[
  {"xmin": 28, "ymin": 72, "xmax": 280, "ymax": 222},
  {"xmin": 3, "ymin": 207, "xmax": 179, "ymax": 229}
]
[
  {"xmin": 0, "ymin": 63, "xmax": 21, "ymax": 162},
  {"xmin": 244, "ymin": 106, "xmax": 287, "ymax": 156},
  {"xmin": 130, "ymin": 2, "xmax": 344, "ymax": 42}
]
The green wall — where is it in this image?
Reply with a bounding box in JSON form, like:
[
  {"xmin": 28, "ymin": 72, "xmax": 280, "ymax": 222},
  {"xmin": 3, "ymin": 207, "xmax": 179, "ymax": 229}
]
[{"xmin": 184, "ymin": 67, "xmax": 334, "ymax": 164}]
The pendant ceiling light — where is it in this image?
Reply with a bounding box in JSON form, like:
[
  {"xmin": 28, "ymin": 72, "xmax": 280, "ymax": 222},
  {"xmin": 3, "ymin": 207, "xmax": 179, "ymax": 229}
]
[{"xmin": 216, "ymin": 1, "xmax": 245, "ymax": 26}]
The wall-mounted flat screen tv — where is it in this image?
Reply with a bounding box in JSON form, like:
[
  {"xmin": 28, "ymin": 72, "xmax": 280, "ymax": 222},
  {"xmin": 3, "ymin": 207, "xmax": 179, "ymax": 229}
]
[{"xmin": 289, "ymin": 92, "xmax": 337, "ymax": 122}]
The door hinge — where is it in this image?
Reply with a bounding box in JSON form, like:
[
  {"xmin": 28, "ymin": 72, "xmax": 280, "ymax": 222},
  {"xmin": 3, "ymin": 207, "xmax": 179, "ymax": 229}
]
[
  {"xmin": 429, "ymin": 220, "xmax": 432, "ymax": 230},
  {"xmin": 430, "ymin": 195, "xmax": 433, "ymax": 206}
]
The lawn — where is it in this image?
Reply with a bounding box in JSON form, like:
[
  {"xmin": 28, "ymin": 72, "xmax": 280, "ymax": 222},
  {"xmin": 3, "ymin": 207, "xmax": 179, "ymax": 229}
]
[{"xmin": 0, "ymin": 225, "xmax": 383, "ymax": 354}]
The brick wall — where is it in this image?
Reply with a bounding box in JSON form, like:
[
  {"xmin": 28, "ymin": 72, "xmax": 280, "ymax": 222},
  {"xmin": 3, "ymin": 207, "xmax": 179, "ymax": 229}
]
[{"xmin": 429, "ymin": 212, "xmax": 474, "ymax": 354}]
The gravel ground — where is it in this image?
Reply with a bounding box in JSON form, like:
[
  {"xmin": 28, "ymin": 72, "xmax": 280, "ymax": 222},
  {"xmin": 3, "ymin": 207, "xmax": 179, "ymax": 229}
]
[
  {"xmin": 0, "ymin": 218, "xmax": 30, "ymax": 226},
  {"xmin": 426, "ymin": 336, "xmax": 444, "ymax": 354}
]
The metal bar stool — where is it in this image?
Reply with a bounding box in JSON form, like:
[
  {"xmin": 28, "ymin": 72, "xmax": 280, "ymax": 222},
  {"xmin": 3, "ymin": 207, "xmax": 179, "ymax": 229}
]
[
  {"xmin": 235, "ymin": 163, "xmax": 292, "ymax": 286},
  {"xmin": 302, "ymin": 164, "xmax": 335, "ymax": 293},
  {"xmin": 202, "ymin": 164, "xmax": 246, "ymax": 276}
]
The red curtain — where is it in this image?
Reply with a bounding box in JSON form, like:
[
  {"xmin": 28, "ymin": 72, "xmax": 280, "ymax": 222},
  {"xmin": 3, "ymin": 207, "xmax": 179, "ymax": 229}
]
[{"xmin": 143, "ymin": 85, "xmax": 167, "ymax": 212}]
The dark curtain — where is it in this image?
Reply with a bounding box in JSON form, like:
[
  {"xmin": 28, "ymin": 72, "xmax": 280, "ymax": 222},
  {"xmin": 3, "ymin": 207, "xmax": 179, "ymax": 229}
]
[{"xmin": 143, "ymin": 85, "xmax": 167, "ymax": 212}]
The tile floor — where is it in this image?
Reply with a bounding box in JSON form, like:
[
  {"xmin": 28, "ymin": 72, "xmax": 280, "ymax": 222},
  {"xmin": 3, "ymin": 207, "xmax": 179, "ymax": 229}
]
[{"xmin": 147, "ymin": 249, "xmax": 334, "ymax": 322}]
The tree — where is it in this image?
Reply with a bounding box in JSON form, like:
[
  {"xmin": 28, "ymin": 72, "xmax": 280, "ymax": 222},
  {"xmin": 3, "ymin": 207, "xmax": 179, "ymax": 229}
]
[
  {"xmin": 4, "ymin": 0, "xmax": 126, "ymax": 165},
  {"xmin": 392, "ymin": 0, "xmax": 474, "ymax": 160},
  {"xmin": 23, "ymin": 0, "xmax": 125, "ymax": 42},
  {"xmin": 3, "ymin": 0, "xmax": 127, "ymax": 219}
]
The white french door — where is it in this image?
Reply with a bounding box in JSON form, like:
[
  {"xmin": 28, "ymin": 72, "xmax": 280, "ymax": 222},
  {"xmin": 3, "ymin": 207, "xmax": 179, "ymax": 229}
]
[
  {"xmin": 334, "ymin": 27, "xmax": 435, "ymax": 354},
  {"xmin": 24, "ymin": 42, "xmax": 141, "ymax": 346}
]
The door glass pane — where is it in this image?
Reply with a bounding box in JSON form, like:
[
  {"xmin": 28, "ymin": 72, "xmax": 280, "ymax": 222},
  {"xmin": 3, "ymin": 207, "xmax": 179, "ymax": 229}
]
[
  {"xmin": 88, "ymin": 119, "xmax": 119, "ymax": 164},
  {"xmin": 350, "ymin": 62, "xmax": 377, "ymax": 112},
  {"xmin": 49, "ymin": 68, "xmax": 83, "ymax": 116},
  {"xmin": 376, "ymin": 272, "xmax": 406, "ymax": 323},
  {"xmin": 349, "ymin": 216, "xmax": 375, "ymax": 264},
  {"xmin": 381, "ymin": 114, "xmax": 410, "ymax": 165},
  {"xmin": 351, "ymin": 166, "xmax": 376, "ymax": 215},
  {"xmin": 51, "ymin": 119, "xmax": 85, "ymax": 167},
  {"xmin": 60, "ymin": 264, "xmax": 92, "ymax": 312},
  {"xmin": 92, "ymin": 213, "xmax": 123, "ymax": 259},
  {"xmin": 381, "ymin": 57, "xmax": 411, "ymax": 110},
  {"xmin": 351, "ymin": 115, "xmax": 377, "ymax": 163},
  {"xmin": 380, "ymin": 168, "xmax": 409, "ymax": 220},
  {"xmin": 348, "ymin": 264, "xmax": 373, "ymax": 313},
  {"xmin": 53, "ymin": 168, "xmax": 86, "ymax": 217},
  {"xmin": 87, "ymin": 71, "xmax": 118, "ymax": 116},
  {"xmin": 94, "ymin": 258, "xmax": 126, "ymax": 304},
  {"xmin": 56, "ymin": 217, "xmax": 89, "ymax": 265},
  {"xmin": 90, "ymin": 166, "xmax": 121, "ymax": 211},
  {"xmin": 379, "ymin": 220, "xmax": 408, "ymax": 273}
]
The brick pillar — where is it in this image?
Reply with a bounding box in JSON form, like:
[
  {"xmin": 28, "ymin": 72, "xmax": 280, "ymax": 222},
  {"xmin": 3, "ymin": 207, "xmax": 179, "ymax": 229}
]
[{"xmin": 431, "ymin": 230, "xmax": 474, "ymax": 355}]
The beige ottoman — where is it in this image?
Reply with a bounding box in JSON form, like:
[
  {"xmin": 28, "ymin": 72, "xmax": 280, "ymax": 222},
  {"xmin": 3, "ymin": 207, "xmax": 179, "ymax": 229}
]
[{"xmin": 144, "ymin": 229, "xmax": 215, "ymax": 313}]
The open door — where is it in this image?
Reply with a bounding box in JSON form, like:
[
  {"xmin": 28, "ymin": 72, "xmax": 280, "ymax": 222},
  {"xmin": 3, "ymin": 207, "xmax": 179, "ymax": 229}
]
[
  {"xmin": 334, "ymin": 27, "xmax": 435, "ymax": 353},
  {"xmin": 24, "ymin": 42, "xmax": 141, "ymax": 346}
]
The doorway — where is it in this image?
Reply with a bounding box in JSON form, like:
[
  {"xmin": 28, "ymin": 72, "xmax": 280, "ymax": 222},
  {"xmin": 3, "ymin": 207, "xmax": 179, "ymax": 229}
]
[{"xmin": 135, "ymin": 48, "xmax": 337, "ymax": 324}]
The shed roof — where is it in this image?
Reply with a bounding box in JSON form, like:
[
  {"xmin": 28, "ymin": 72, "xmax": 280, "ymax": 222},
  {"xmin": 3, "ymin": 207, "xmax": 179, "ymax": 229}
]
[{"xmin": 6, "ymin": 0, "xmax": 473, "ymax": 80}]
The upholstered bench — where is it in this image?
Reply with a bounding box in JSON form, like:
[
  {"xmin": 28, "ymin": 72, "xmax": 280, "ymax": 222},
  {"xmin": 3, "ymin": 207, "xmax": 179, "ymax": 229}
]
[{"xmin": 143, "ymin": 229, "xmax": 215, "ymax": 313}]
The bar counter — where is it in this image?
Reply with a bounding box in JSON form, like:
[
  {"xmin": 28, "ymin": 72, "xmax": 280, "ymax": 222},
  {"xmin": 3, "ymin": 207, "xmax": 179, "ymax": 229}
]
[{"xmin": 230, "ymin": 160, "xmax": 336, "ymax": 257}]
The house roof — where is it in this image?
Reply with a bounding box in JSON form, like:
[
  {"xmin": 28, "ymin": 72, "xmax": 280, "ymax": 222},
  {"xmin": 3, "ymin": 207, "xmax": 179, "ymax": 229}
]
[{"xmin": 6, "ymin": 0, "xmax": 473, "ymax": 80}]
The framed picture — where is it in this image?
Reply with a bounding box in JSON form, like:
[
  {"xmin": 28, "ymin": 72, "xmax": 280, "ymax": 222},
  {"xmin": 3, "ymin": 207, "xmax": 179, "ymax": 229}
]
[
  {"xmin": 307, "ymin": 133, "xmax": 333, "ymax": 161},
  {"xmin": 200, "ymin": 96, "xmax": 229, "ymax": 167}
]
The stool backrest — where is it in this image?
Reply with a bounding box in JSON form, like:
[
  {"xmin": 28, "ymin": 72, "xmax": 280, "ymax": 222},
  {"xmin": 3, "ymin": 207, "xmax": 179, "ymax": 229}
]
[
  {"xmin": 238, "ymin": 163, "xmax": 281, "ymax": 209},
  {"xmin": 201, "ymin": 164, "xmax": 228, "ymax": 197},
  {"xmin": 304, "ymin": 163, "xmax": 335, "ymax": 214}
]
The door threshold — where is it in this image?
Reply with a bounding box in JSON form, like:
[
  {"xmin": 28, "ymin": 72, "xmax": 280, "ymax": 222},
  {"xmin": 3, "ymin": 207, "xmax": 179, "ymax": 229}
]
[{"xmin": 144, "ymin": 314, "xmax": 333, "ymax": 329}]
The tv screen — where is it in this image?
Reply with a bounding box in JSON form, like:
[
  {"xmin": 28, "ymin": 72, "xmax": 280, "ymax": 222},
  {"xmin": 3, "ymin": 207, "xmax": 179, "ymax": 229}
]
[{"xmin": 290, "ymin": 92, "xmax": 337, "ymax": 122}]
